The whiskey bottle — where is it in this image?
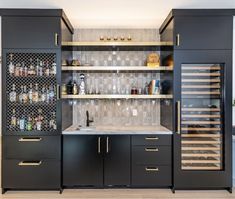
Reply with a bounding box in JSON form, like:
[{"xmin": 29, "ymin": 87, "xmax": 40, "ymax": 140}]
[
  {"xmin": 49, "ymin": 84, "xmax": 55, "ymax": 103},
  {"xmin": 10, "ymin": 108, "xmax": 17, "ymax": 129},
  {"xmin": 14, "ymin": 63, "xmax": 21, "ymax": 77},
  {"xmin": 36, "ymin": 58, "xmax": 40, "ymax": 76},
  {"xmin": 32, "ymin": 83, "xmax": 39, "ymax": 103},
  {"xmin": 44, "ymin": 61, "xmax": 50, "ymax": 76},
  {"xmin": 18, "ymin": 86, "xmax": 24, "ymax": 103},
  {"xmin": 39, "ymin": 61, "xmax": 44, "ymax": 76},
  {"xmin": 28, "ymin": 58, "xmax": 36, "ymax": 76},
  {"xmin": 22, "ymin": 85, "xmax": 28, "ymax": 103},
  {"xmin": 49, "ymin": 112, "xmax": 57, "ymax": 130},
  {"xmin": 35, "ymin": 109, "xmax": 43, "ymax": 131},
  {"xmin": 9, "ymin": 84, "xmax": 17, "ymax": 102},
  {"xmin": 50, "ymin": 62, "xmax": 57, "ymax": 76},
  {"xmin": 19, "ymin": 63, "xmax": 24, "ymax": 77},
  {"xmin": 8, "ymin": 54, "xmax": 15, "ymax": 77},
  {"xmin": 28, "ymin": 83, "xmax": 33, "ymax": 104},
  {"xmin": 23, "ymin": 62, "xmax": 28, "ymax": 77}
]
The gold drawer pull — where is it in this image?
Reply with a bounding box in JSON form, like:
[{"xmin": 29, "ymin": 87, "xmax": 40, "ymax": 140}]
[
  {"xmin": 145, "ymin": 167, "xmax": 159, "ymax": 172},
  {"xmin": 18, "ymin": 161, "xmax": 42, "ymax": 166},
  {"xmin": 145, "ymin": 137, "xmax": 159, "ymax": 140},
  {"xmin": 145, "ymin": 148, "xmax": 159, "ymax": 152},
  {"xmin": 19, "ymin": 137, "xmax": 42, "ymax": 142}
]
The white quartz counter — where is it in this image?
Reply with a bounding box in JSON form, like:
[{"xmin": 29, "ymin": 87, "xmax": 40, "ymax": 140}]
[{"xmin": 62, "ymin": 125, "xmax": 173, "ymax": 135}]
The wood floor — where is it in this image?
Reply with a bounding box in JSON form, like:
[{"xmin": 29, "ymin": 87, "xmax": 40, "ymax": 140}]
[{"xmin": 0, "ymin": 188, "xmax": 234, "ymax": 199}]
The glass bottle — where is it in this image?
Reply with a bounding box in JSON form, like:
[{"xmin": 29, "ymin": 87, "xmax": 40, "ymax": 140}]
[
  {"xmin": 40, "ymin": 85, "xmax": 47, "ymax": 102},
  {"xmin": 36, "ymin": 58, "xmax": 40, "ymax": 76},
  {"xmin": 28, "ymin": 58, "xmax": 35, "ymax": 76},
  {"xmin": 35, "ymin": 109, "xmax": 43, "ymax": 131},
  {"xmin": 22, "ymin": 85, "xmax": 28, "ymax": 103},
  {"xmin": 8, "ymin": 54, "xmax": 15, "ymax": 77},
  {"xmin": 14, "ymin": 63, "xmax": 21, "ymax": 77},
  {"xmin": 26, "ymin": 114, "xmax": 33, "ymax": 131},
  {"xmin": 19, "ymin": 109, "xmax": 26, "ymax": 131},
  {"xmin": 18, "ymin": 86, "xmax": 24, "ymax": 103},
  {"xmin": 73, "ymin": 81, "xmax": 78, "ymax": 95},
  {"xmin": 50, "ymin": 62, "xmax": 56, "ymax": 76},
  {"xmin": 49, "ymin": 84, "xmax": 55, "ymax": 103},
  {"xmin": 39, "ymin": 61, "xmax": 44, "ymax": 77},
  {"xmin": 19, "ymin": 63, "xmax": 24, "ymax": 77},
  {"xmin": 44, "ymin": 61, "xmax": 50, "ymax": 76},
  {"xmin": 79, "ymin": 74, "xmax": 86, "ymax": 95},
  {"xmin": 9, "ymin": 84, "xmax": 17, "ymax": 102},
  {"xmin": 33, "ymin": 83, "xmax": 39, "ymax": 103},
  {"xmin": 23, "ymin": 62, "xmax": 28, "ymax": 77},
  {"xmin": 28, "ymin": 83, "xmax": 33, "ymax": 104},
  {"xmin": 10, "ymin": 108, "xmax": 17, "ymax": 129},
  {"xmin": 49, "ymin": 112, "xmax": 57, "ymax": 130}
]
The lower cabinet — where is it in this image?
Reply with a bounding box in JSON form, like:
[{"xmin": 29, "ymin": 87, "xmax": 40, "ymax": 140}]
[
  {"xmin": 131, "ymin": 135, "xmax": 172, "ymax": 187},
  {"xmin": 63, "ymin": 135, "xmax": 130, "ymax": 187},
  {"xmin": 2, "ymin": 136, "xmax": 61, "ymax": 190}
]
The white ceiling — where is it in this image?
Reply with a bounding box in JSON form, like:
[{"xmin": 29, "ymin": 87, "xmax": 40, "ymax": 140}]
[{"xmin": 0, "ymin": 0, "xmax": 235, "ymax": 28}]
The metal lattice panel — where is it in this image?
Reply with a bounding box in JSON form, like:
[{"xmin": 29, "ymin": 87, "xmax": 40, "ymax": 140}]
[{"xmin": 6, "ymin": 52, "xmax": 57, "ymax": 132}]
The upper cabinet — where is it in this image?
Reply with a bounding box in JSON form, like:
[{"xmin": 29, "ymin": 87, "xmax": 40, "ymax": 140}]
[
  {"xmin": 174, "ymin": 16, "xmax": 233, "ymax": 50},
  {"xmin": 2, "ymin": 16, "xmax": 60, "ymax": 49},
  {"xmin": 160, "ymin": 9, "xmax": 234, "ymax": 50}
]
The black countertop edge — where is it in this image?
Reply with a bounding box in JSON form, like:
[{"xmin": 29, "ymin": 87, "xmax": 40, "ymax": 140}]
[
  {"xmin": 159, "ymin": 9, "xmax": 235, "ymax": 34},
  {"xmin": 0, "ymin": 8, "xmax": 74, "ymax": 34}
]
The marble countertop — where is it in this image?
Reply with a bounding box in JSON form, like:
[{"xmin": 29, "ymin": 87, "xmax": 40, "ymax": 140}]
[{"xmin": 62, "ymin": 125, "xmax": 173, "ymax": 135}]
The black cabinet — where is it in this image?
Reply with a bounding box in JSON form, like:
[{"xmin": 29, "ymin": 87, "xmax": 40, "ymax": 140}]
[
  {"xmin": 63, "ymin": 135, "xmax": 130, "ymax": 187},
  {"xmin": 2, "ymin": 16, "xmax": 60, "ymax": 49},
  {"xmin": 174, "ymin": 16, "xmax": 233, "ymax": 50},
  {"xmin": 63, "ymin": 135, "xmax": 103, "ymax": 186},
  {"xmin": 104, "ymin": 135, "xmax": 130, "ymax": 186}
]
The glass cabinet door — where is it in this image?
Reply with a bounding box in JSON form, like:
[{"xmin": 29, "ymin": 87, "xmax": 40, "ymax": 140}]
[{"xmin": 180, "ymin": 64, "xmax": 223, "ymax": 170}]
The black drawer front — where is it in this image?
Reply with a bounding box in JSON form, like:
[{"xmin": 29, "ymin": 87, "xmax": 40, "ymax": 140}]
[
  {"xmin": 132, "ymin": 165, "xmax": 171, "ymax": 187},
  {"xmin": 132, "ymin": 135, "xmax": 171, "ymax": 146},
  {"xmin": 3, "ymin": 136, "xmax": 61, "ymax": 159},
  {"xmin": 132, "ymin": 146, "xmax": 171, "ymax": 165},
  {"xmin": 2, "ymin": 159, "xmax": 60, "ymax": 189}
]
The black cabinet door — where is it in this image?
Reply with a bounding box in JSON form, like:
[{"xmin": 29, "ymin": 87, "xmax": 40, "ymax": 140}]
[
  {"xmin": 63, "ymin": 135, "xmax": 103, "ymax": 187},
  {"xmin": 174, "ymin": 16, "xmax": 233, "ymax": 50},
  {"xmin": 104, "ymin": 135, "xmax": 130, "ymax": 186},
  {"xmin": 2, "ymin": 16, "xmax": 60, "ymax": 49},
  {"xmin": 173, "ymin": 50, "xmax": 232, "ymax": 189}
]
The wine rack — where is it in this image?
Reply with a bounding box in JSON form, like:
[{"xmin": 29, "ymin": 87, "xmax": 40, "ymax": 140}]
[
  {"xmin": 180, "ymin": 64, "xmax": 223, "ymax": 170},
  {"xmin": 6, "ymin": 52, "xmax": 57, "ymax": 133}
]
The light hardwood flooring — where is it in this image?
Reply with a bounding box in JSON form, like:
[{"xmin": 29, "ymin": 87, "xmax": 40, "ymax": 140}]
[{"xmin": 0, "ymin": 188, "xmax": 234, "ymax": 199}]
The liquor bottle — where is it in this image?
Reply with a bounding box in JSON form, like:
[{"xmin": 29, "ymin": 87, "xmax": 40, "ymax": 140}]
[
  {"xmin": 46, "ymin": 86, "xmax": 50, "ymax": 103},
  {"xmin": 23, "ymin": 62, "xmax": 28, "ymax": 77},
  {"xmin": 39, "ymin": 61, "xmax": 44, "ymax": 76},
  {"xmin": 36, "ymin": 58, "xmax": 40, "ymax": 76},
  {"xmin": 10, "ymin": 108, "xmax": 17, "ymax": 129},
  {"xmin": 49, "ymin": 112, "xmax": 57, "ymax": 130},
  {"xmin": 19, "ymin": 109, "xmax": 26, "ymax": 131},
  {"xmin": 50, "ymin": 62, "xmax": 57, "ymax": 76},
  {"xmin": 49, "ymin": 84, "xmax": 55, "ymax": 103},
  {"xmin": 44, "ymin": 61, "xmax": 50, "ymax": 76},
  {"xmin": 9, "ymin": 84, "xmax": 17, "ymax": 102},
  {"xmin": 8, "ymin": 54, "xmax": 15, "ymax": 77},
  {"xmin": 18, "ymin": 86, "xmax": 24, "ymax": 103},
  {"xmin": 28, "ymin": 83, "xmax": 33, "ymax": 104},
  {"xmin": 35, "ymin": 109, "xmax": 43, "ymax": 131},
  {"xmin": 26, "ymin": 113, "xmax": 33, "ymax": 131},
  {"xmin": 40, "ymin": 85, "xmax": 47, "ymax": 102},
  {"xmin": 14, "ymin": 63, "xmax": 21, "ymax": 77},
  {"xmin": 28, "ymin": 58, "xmax": 36, "ymax": 76},
  {"xmin": 73, "ymin": 81, "xmax": 78, "ymax": 95},
  {"xmin": 32, "ymin": 83, "xmax": 39, "ymax": 103},
  {"xmin": 22, "ymin": 85, "xmax": 28, "ymax": 103},
  {"xmin": 19, "ymin": 63, "xmax": 24, "ymax": 77}
]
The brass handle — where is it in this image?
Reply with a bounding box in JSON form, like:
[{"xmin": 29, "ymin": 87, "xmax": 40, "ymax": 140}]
[
  {"xmin": 18, "ymin": 161, "xmax": 42, "ymax": 166},
  {"xmin": 145, "ymin": 137, "xmax": 159, "ymax": 140},
  {"xmin": 145, "ymin": 148, "xmax": 159, "ymax": 152},
  {"xmin": 145, "ymin": 167, "xmax": 159, "ymax": 172},
  {"xmin": 57, "ymin": 84, "xmax": 60, "ymax": 100},
  {"xmin": 55, "ymin": 33, "xmax": 59, "ymax": 46},
  {"xmin": 106, "ymin": 137, "xmax": 109, "ymax": 153},
  {"xmin": 98, "ymin": 137, "xmax": 101, "ymax": 154},
  {"xmin": 176, "ymin": 34, "xmax": 180, "ymax": 46},
  {"xmin": 19, "ymin": 137, "xmax": 42, "ymax": 142},
  {"xmin": 176, "ymin": 101, "xmax": 181, "ymax": 134}
]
